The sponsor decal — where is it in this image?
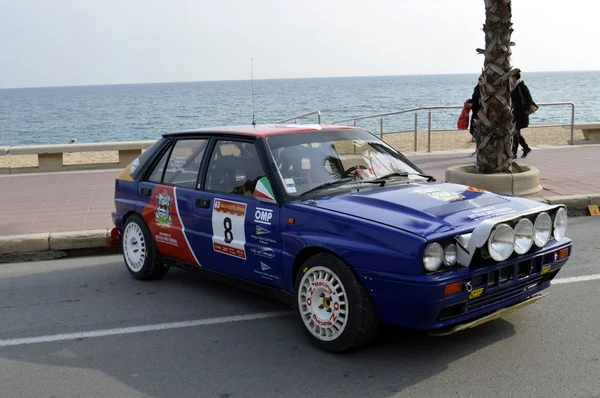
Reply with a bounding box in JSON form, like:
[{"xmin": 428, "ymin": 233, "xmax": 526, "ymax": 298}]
[
  {"xmin": 155, "ymin": 231, "xmax": 178, "ymax": 247},
  {"xmin": 256, "ymin": 225, "xmax": 270, "ymax": 235},
  {"xmin": 284, "ymin": 178, "xmax": 297, "ymax": 193},
  {"xmin": 467, "ymin": 186, "xmax": 487, "ymax": 193},
  {"xmin": 251, "ymin": 233, "xmax": 276, "ymax": 246},
  {"xmin": 469, "ymin": 287, "xmax": 484, "ymax": 300},
  {"xmin": 541, "ymin": 265, "xmax": 551, "ymax": 275},
  {"xmin": 254, "ymin": 207, "xmax": 273, "ymax": 225},
  {"xmin": 141, "ymin": 186, "xmax": 200, "ymax": 266},
  {"xmin": 410, "ymin": 187, "xmax": 465, "ymax": 202},
  {"xmin": 253, "ymin": 261, "xmax": 280, "ymax": 281},
  {"xmin": 212, "ymin": 198, "xmax": 248, "ymax": 260},
  {"xmin": 250, "ymin": 247, "xmax": 275, "ymax": 259},
  {"xmin": 254, "ymin": 177, "xmax": 276, "ymax": 203},
  {"xmin": 467, "ymin": 206, "xmax": 516, "ymax": 221},
  {"xmin": 130, "ymin": 157, "xmax": 140, "ymax": 174},
  {"xmin": 155, "ymin": 189, "xmax": 173, "ymax": 229},
  {"xmin": 167, "ymin": 155, "xmax": 188, "ymax": 172}
]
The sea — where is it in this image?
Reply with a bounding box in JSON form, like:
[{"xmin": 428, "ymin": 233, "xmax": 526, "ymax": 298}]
[{"xmin": 1, "ymin": 71, "xmax": 599, "ymax": 146}]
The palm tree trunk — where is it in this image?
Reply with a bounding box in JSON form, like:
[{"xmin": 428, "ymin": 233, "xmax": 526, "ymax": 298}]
[{"xmin": 472, "ymin": 0, "xmax": 518, "ymax": 174}]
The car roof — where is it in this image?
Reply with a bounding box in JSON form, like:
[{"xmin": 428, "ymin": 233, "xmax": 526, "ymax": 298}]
[{"xmin": 162, "ymin": 124, "xmax": 365, "ymax": 138}]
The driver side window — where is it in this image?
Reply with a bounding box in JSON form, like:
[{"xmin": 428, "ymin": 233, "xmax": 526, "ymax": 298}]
[{"xmin": 204, "ymin": 140, "xmax": 266, "ymax": 196}]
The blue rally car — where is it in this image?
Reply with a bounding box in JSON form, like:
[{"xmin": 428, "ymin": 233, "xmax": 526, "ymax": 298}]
[{"xmin": 110, "ymin": 124, "xmax": 571, "ymax": 352}]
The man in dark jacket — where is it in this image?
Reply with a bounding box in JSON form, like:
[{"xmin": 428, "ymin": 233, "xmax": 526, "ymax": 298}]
[{"xmin": 510, "ymin": 71, "xmax": 532, "ymax": 158}]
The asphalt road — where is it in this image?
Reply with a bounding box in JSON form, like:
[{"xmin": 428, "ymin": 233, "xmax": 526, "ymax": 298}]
[{"xmin": 1, "ymin": 217, "xmax": 599, "ymax": 398}]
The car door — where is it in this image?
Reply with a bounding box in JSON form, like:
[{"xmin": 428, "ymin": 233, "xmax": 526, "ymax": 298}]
[
  {"xmin": 191, "ymin": 138, "xmax": 283, "ymax": 287},
  {"xmin": 136, "ymin": 137, "xmax": 210, "ymax": 267}
]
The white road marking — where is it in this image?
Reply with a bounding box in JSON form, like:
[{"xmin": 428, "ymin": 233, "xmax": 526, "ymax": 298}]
[
  {"xmin": 0, "ymin": 311, "xmax": 293, "ymax": 348},
  {"xmin": 0, "ymin": 274, "xmax": 598, "ymax": 348},
  {"xmin": 552, "ymin": 274, "xmax": 600, "ymax": 285}
]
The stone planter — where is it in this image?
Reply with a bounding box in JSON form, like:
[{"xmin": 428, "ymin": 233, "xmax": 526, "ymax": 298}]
[{"xmin": 445, "ymin": 164, "xmax": 542, "ymax": 196}]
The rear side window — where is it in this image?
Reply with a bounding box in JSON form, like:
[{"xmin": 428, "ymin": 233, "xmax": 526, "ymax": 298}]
[
  {"xmin": 130, "ymin": 138, "xmax": 167, "ymax": 180},
  {"xmin": 146, "ymin": 138, "xmax": 208, "ymax": 189},
  {"xmin": 163, "ymin": 139, "xmax": 208, "ymax": 189}
]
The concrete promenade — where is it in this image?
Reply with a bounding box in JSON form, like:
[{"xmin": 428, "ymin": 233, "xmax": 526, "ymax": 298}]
[{"xmin": 0, "ymin": 144, "xmax": 599, "ymax": 237}]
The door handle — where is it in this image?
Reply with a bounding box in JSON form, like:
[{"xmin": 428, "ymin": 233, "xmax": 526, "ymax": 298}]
[
  {"xmin": 196, "ymin": 198, "xmax": 210, "ymax": 208},
  {"xmin": 140, "ymin": 187, "xmax": 152, "ymax": 196}
]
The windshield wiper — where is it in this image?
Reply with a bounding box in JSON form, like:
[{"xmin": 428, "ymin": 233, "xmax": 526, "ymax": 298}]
[
  {"xmin": 372, "ymin": 171, "xmax": 435, "ymax": 185},
  {"xmin": 300, "ymin": 177, "xmax": 355, "ymax": 197}
]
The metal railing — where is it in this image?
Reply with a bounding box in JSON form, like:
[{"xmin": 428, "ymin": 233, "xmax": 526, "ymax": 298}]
[
  {"xmin": 331, "ymin": 102, "xmax": 576, "ymax": 152},
  {"xmin": 275, "ymin": 110, "xmax": 321, "ymax": 125}
]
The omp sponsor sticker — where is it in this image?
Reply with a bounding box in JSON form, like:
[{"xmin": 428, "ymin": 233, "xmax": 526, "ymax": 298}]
[
  {"xmin": 212, "ymin": 198, "xmax": 247, "ymax": 260},
  {"xmin": 254, "ymin": 207, "xmax": 273, "ymax": 225},
  {"xmin": 468, "ymin": 206, "xmax": 516, "ymax": 221}
]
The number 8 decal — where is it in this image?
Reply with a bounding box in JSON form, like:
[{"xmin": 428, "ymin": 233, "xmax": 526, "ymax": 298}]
[
  {"xmin": 223, "ymin": 217, "xmax": 233, "ymax": 243},
  {"xmin": 211, "ymin": 198, "xmax": 248, "ymax": 260}
]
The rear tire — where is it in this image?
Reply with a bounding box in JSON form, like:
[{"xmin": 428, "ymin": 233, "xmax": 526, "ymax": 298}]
[
  {"xmin": 122, "ymin": 213, "xmax": 169, "ymax": 280},
  {"xmin": 294, "ymin": 253, "xmax": 380, "ymax": 353}
]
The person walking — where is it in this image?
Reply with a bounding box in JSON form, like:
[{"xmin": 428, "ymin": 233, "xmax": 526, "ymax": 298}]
[{"xmin": 510, "ymin": 71, "xmax": 533, "ymax": 158}]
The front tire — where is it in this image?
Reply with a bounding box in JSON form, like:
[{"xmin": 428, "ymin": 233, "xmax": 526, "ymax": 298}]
[
  {"xmin": 122, "ymin": 213, "xmax": 169, "ymax": 280},
  {"xmin": 294, "ymin": 253, "xmax": 380, "ymax": 352}
]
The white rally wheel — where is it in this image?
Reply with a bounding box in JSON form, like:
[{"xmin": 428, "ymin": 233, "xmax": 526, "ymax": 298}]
[
  {"xmin": 121, "ymin": 213, "xmax": 168, "ymax": 280},
  {"xmin": 123, "ymin": 221, "xmax": 147, "ymax": 272},
  {"xmin": 294, "ymin": 253, "xmax": 380, "ymax": 352},
  {"xmin": 298, "ymin": 266, "xmax": 349, "ymax": 342}
]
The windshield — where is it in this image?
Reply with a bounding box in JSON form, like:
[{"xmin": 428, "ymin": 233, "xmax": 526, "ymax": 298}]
[{"xmin": 265, "ymin": 129, "xmax": 425, "ymax": 197}]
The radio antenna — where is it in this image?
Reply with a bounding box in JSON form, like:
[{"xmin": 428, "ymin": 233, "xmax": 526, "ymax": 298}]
[{"xmin": 251, "ymin": 58, "xmax": 256, "ymax": 126}]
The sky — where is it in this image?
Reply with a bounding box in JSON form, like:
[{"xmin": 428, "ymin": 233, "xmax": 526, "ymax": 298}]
[{"xmin": 0, "ymin": 0, "xmax": 599, "ymax": 89}]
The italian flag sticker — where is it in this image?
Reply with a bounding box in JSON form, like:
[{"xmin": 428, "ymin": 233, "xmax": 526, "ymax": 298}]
[{"xmin": 254, "ymin": 177, "xmax": 276, "ymax": 203}]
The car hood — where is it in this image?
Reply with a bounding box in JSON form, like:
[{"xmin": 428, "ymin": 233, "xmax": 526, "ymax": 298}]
[{"xmin": 301, "ymin": 182, "xmax": 545, "ymax": 238}]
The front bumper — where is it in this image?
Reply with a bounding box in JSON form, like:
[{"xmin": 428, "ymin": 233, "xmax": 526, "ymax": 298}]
[{"xmin": 357, "ymin": 238, "xmax": 572, "ymax": 331}]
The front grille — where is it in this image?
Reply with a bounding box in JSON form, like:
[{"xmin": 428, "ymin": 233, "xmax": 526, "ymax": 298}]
[
  {"xmin": 437, "ymin": 254, "xmax": 561, "ymax": 322},
  {"xmin": 465, "ymin": 273, "xmax": 545, "ymax": 312}
]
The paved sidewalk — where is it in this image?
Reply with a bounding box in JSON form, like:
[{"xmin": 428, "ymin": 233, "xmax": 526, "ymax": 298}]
[{"xmin": 0, "ymin": 144, "xmax": 599, "ymax": 236}]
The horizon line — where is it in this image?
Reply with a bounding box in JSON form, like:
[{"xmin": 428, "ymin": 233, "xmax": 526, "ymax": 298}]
[{"xmin": 2, "ymin": 68, "xmax": 599, "ymax": 91}]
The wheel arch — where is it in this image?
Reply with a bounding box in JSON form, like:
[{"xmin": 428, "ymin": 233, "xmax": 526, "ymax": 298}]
[{"xmin": 292, "ymin": 246, "xmax": 360, "ymax": 286}]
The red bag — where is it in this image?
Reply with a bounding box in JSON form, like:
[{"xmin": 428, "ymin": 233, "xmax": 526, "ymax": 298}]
[{"xmin": 457, "ymin": 101, "xmax": 471, "ymax": 130}]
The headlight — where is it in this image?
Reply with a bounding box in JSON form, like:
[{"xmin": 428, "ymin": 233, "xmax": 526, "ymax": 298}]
[
  {"xmin": 553, "ymin": 207, "xmax": 567, "ymax": 241},
  {"xmin": 487, "ymin": 223, "xmax": 515, "ymax": 262},
  {"xmin": 444, "ymin": 243, "xmax": 457, "ymax": 267},
  {"xmin": 533, "ymin": 212, "xmax": 552, "ymax": 247},
  {"xmin": 423, "ymin": 242, "xmax": 443, "ymax": 272},
  {"xmin": 514, "ymin": 218, "xmax": 534, "ymax": 255}
]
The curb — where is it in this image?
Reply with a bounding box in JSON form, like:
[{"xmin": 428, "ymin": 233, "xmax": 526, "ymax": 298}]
[
  {"xmin": 0, "ymin": 229, "xmax": 120, "ymax": 264},
  {"xmin": 0, "ymin": 193, "xmax": 598, "ymax": 262},
  {"xmin": 526, "ymin": 193, "xmax": 600, "ymax": 217}
]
